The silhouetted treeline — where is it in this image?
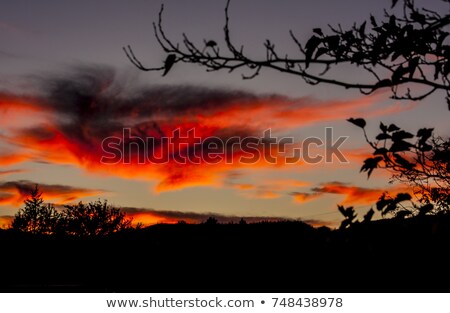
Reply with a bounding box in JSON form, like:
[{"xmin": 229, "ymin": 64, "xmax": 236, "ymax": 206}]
[
  {"xmin": 11, "ymin": 186, "xmax": 133, "ymax": 236},
  {"xmin": 0, "ymin": 214, "xmax": 449, "ymax": 292}
]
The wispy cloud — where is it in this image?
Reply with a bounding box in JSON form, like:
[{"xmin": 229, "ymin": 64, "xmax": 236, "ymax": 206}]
[
  {"xmin": 292, "ymin": 181, "xmax": 408, "ymax": 205},
  {"xmin": 228, "ymin": 178, "xmax": 310, "ymax": 199},
  {"xmin": 0, "ymin": 180, "xmax": 105, "ymax": 206},
  {"xmin": 121, "ymin": 207, "xmax": 298, "ymax": 225},
  {"xmin": 0, "ymin": 169, "xmax": 25, "ymax": 176}
]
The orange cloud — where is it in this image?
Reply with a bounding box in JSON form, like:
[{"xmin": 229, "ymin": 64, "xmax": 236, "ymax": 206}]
[
  {"xmin": 228, "ymin": 178, "xmax": 311, "ymax": 199},
  {"xmin": 0, "ymin": 153, "xmax": 31, "ymax": 166},
  {"xmin": 292, "ymin": 181, "xmax": 409, "ymax": 205},
  {"xmin": 0, "ymin": 66, "xmax": 413, "ymax": 192},
  {"xmin": 312, "ymin": 182, "xmax": 386, "ymax": 205},
  {"xmin": 291, "ymin": 192, "xmax": 322, "ymax": 203},
  {"xmin": 0, "ymin": 180, "xmax": 105, "ymax": 207}
]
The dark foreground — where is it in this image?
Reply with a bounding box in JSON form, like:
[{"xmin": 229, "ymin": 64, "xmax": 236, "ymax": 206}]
[{"xmin": 1, "ymin": 214, "xmax": 449, "ymax": 292}]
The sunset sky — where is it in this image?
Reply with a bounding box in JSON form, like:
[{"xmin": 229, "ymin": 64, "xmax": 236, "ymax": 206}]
[{"xmin": 1, "ymin": 0, "xmax": 449, "ymax": 228}]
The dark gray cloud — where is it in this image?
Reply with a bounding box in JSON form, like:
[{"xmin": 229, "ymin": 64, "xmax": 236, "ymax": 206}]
[
  {"xmin": 121, "ymin": 206, "xmax": 296, "ymax": 224},
  {"xmin": 0, "ymin": 180, "xmax": 105, "ymax": 205}
]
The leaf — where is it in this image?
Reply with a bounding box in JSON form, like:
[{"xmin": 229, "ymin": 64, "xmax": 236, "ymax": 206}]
[
  {"xmin": 389, "ymin": 15, "xmax": 397, "ymax": 29},
  {"xmin": 387, "ymin": 124, "xmax": 400, "ymax": 132},
  {"xmin": 358, "ymin": 21, "xmax": 366, "ymax": 38},
  {"xmin": 314, "ymin": 47, "xmax": 328, "ymax": 59},
  {"xmin": 162, "ymin": 54, "xmax": 176, "ymax": 76},
  {"xmin": 360, "ymin": 156, "xmax": 383, "ymax": 178},
  {"xmin": 383, "ymin": 202, "xmax": 397, "ymax": 216},
  {"xmin": 313, "ymin": 28, "xmax": 323, "ymax": 36},
  {"xmin": 376, "ymin": 194, "xmax": 390, "ymax": 212},
  {"xmin": 408, "ymin": 57, "xmax": 420, "ymax": 79},
  {"xmin": 205, "ymin": 40, "xmax": 217, "ymax": 47},
  {"xmin": 392, "ymin": 130, "xmax": 414, "ymax": 141},
  {"xmin": 305, "ymin": 35, "xmax": 322, "ymax": 68},
  {"xmin": 363, "ymin": 208, "xmax": 375, "ymax": 223},
  {"xmin": 410, "ymin": 11, "xmax": 426, "ymax": 24},
  {"xmin": 380, "ymin": 122, "xmax": 387, "ymax": 133},
  {"xmin": 376, "ymin": 133, "xmax": 391, "ymax": 140},
  {"xmin": 374, "ymin": 147, "xmax": 388, "ymax": 155},
  {"xmin": 434, "ymin": 62, "xmax": 442, "ymax": 80},
  {"xmin": 393, "ymin": 153, "xmax": 414, "ymax": 170},
  {"xmin": 391, "ymin": 49, "xmax": 402, "ymax": 62},
  {"xmin": 392, "ymin": 65, "xmax": 409, "ymax": 83},
  {"xmin": 390, "ymin": 140, "xmax": 412, "ymax": 152},
  {"xmin": 394, "ymin": 193, "xmax": 412, "ymax": 203},
  {"xmin": 337, "ymin": 205, "xmax": 347, "ymax": 217},
  {"xmin": 324, "ymin": 35, "xmax": 340, "ymax": 51},
  {"xmin": 417, "ymin": 128, "xmax": 433, "ymax": 141},
  {"xmin": 417, "ymin": 128, "xmax": 433, "ymax": 138},
  {"xmin": 345, "ymin": 207, "xmax": 356, "ymax": 220},
  {"xmin": 391, "ymin": 0, "xmax": 399, "ymax": 8},
  {"xmin": 419, "ymin": 203, "xmax": 434, "ymax": 216},
  {"xmin": 370, "ymin": 15, "xmax": 377, "ymax": 27},
  {"xmin": 347, "ymin": 117, "xmax": 366, "ymax": 128}
]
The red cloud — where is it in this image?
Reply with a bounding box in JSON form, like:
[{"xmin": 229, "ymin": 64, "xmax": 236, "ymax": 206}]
[
  {"xmin": 0, "ymin": 67, "xmax": 413, "ymax": 192},
  {"xmin": 0, "ymin": 153, "xmax": 31, "ymax": 166},
  {"xmin": 312, "ymin": 182, "xmax": 386, "ymax": 205}
]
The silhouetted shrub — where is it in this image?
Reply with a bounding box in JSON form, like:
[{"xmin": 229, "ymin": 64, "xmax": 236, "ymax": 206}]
[
  {"xmin": 61, "ymin": 200, "xmax": 133, "ymax": 236},
  {"xmin": 11, "ymin": 186, "xmax": 60, "ymax": 235}
]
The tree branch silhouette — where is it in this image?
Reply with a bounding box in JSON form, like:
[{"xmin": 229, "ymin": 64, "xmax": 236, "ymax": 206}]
[
  {"xmin": 348, "ymin": 118, "xmax": 450, "ymax": 218},
  {"xmin": 124, "ymin": 0, "xmax": 450, "ymax": 105}
]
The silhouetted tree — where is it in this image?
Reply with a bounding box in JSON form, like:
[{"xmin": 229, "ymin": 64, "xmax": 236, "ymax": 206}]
[
  {"xmin": 203, "ymin": 217, "xmax": 218, "ymax": 225},
  {"xmin": 239, "ymin": 218, "xmax": 247, "ymax": 225},
  {"xmin": 125, "ymin": 0, "xmax": 450, "ymax": 104},
  {"xmin": 62, "ymin": 200, "xmax": 133, "ymax": 236},
  {"xmin": 348, "ymin": 118, "xmax": 449, "ymax": 216},
  {"xmin": 11, "ymin": 185, "xmax": 60, "ymax": 235}
]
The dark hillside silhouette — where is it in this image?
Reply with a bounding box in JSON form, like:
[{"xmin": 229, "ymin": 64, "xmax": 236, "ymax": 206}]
[
  {"xmin": 0, "ymin": 214, "xmax": 448, "ymax": 292},
  {"xmin": 1, "ymin": 188, "xmax": 449, "ymax": 292}
]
